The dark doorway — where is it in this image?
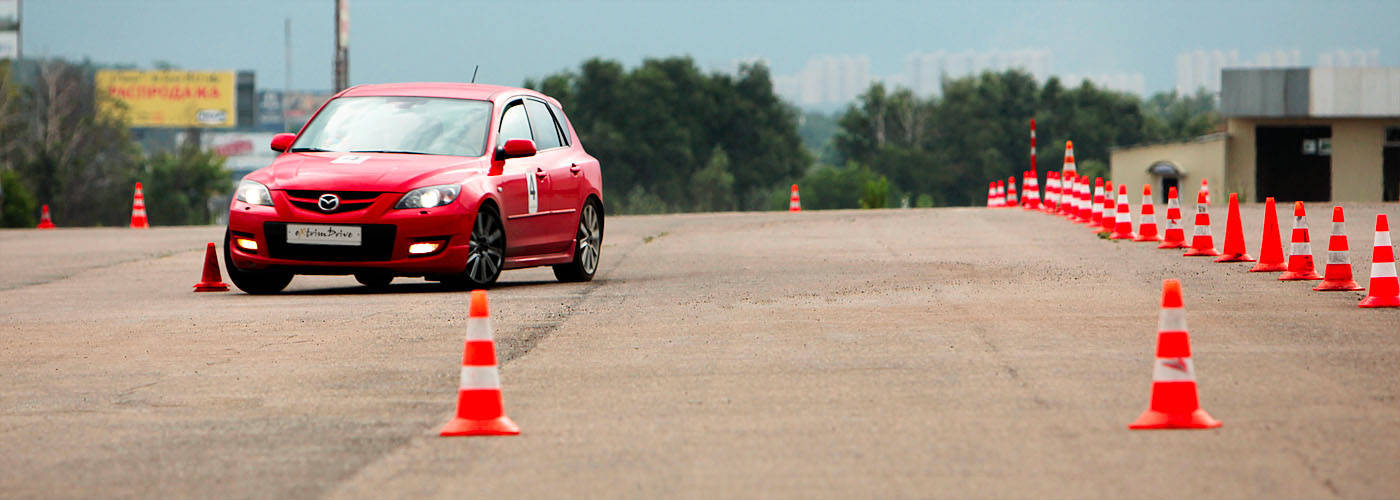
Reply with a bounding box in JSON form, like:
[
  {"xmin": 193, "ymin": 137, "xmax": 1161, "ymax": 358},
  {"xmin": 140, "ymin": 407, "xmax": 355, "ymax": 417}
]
[
  {"xmin": 1255, "ymin": 126, "xmax": 1332, "ymax": 202},
  {"xmin": 1147, "ymin": 161, "xmax": 1182, "ymax": 203},
  {"xmin": 1385, "ymin": 127, "xmax": 1399, "ymax": 202}
]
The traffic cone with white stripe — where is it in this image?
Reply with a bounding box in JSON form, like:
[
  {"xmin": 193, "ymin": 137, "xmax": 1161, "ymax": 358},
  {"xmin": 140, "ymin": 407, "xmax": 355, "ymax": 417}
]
[
  {"xmin": 1280, "ymin": 202, "xmax": 1322, "ymax": 281},
  {"xmin": 1130, "ymin": 279, "xmax": 1222, "ymax": 430},
  {"xmin": 1313, "ymin": 207, "xmax": 1363, "ymax": 291},
  {"xmin": 789, "ymin": 184, "xmax": 801, "ymax": 212},
  {"xmin": 36, "ymin": 204, "xmax": 56, "ymax": 229},
  {"xmin": 1135, "ymin": 185, "xmax": 1161, "ymax": 242},
  {"xmin": 1158, "ymin": 187, "xmax": 1187, "ymax": 249},
  {"xmin": 995, "ymin": 180, "xmax": 1007, "ymax": 208},
  {"xmin": 1006, "ymin": 176, "xmax": 1018, "ymax": 207},
  {"xmin": 1214, "ymin": 193, "xmax": 1255, "ymax": 262},
  {"xmin": 1359, "ymin": 215, "xmax": 1399, "ymax": 308},
  {"xmin": 1088, "ymin": 178, "xmax": 1106, "ymax": 231},
  {"xmin": 1044, "ymin": 172, "xmax": 1059, "ymax": 213},
  {"xmin": 440, "ymin": 290, "xmax": 520, "ymax": 436},
  {"xmin": 987, "ymin": 182, "xmax": 996, "ymax": 208},
  {"xmin": 1098, "ymin": 181, "xmax": 1116, "ymax": 234},
  {"xmin": 1250, "ymin": 197, "xmax": 1287, "ymax": 272},
  {"xmin": 1023, "ymin": 170, "xmax": 1041, "ymax": 210},
  {"xmin": 1183, "ymin": 191, "xmax": 1220, "ymax": 257},
  {"xmin": 1199, "ymin": 178, "xmax": 1210, "ymax": 205},
  {"xmin": 130, "ymin": 182, "xmax": 150, "ymax": 228},
  {"xmin": 1110, "ymin": 184, "xmax": 1134, "ymax": 239},
  {"xmin": 1077, "ymin": 177, "xmax": 1093, "ymax": 223}
]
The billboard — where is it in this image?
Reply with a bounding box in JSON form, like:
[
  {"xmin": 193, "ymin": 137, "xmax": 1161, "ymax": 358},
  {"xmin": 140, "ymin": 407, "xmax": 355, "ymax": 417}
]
[
  {"xmin": 96, "ymin": 70, "xmax": 237, "ymax": 128},
  {"xmin": 255, "ymin": 90, "xmax": 333, "ymax": 132},
  {"xmin": 0, "ymin": 0, "xmax": 18, "ymax": 60}
]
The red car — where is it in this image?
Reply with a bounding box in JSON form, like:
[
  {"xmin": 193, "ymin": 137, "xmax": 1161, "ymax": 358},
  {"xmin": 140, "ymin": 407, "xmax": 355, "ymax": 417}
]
[{"xmin": 224, "ymin": 82, "xmax": 603, "ymax": 293}]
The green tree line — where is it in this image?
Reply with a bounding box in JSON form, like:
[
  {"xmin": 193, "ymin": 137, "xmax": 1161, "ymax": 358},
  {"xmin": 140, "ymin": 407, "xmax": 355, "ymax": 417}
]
[{"xmin": 0, "ymin": 59, "xmax": 228, "ymax": 227}]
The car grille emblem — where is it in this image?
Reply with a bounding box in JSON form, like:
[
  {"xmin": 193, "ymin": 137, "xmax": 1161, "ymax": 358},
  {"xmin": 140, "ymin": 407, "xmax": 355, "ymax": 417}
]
[{"xmin": 318, "ymin": 194, "xmax": 340, "ymax": 212}]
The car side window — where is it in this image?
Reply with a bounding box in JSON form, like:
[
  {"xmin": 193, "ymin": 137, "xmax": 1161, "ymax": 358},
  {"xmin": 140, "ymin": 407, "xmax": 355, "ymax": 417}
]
[
  {"xmin": 498, "ymin": 100, "xmax": 532, "ymax": 144},
  {"xmin": 547, "ymin": 102, "xmax": 571, "ymax": 146},
  {"xmin": 524, "ymin": 99, "xmax": 562, "ymax": 150}
]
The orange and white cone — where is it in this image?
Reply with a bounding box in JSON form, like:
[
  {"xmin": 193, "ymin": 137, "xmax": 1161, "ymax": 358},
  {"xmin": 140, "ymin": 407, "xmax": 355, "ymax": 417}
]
[
  {"xmin": 789, "ymin": 184, "xmax": 802, "ymax": 212},
  {"xmin": 1077, "ymin": 178, "xmax": 1093, "ymax": 223},
  {"xmin": 1006, "ymin": 176, "xmax": 1018, "ymax": 207},
  {"xmin": 1158, "ymin": 187, "xmax": 1187, "ymax": 249},
  {"xmin": 987, "ymin": 182, "xmax": 996, "ymax": 208},
  {"xmin": 1250, "ymin": 197, "xmax": 1287, "ymax": 272},
  {"xmin": 1214, "ymin": 193, "xmax": 1255, "ymax": 263},
  {"xmin": 37, "ymin": 204, "xmax": 56, "ymax": 229},
  {"xmin": 440, "ymin": 290, "xmax": 521, "ymax": 436},
  {"xmin": 193, "ymin": 242, "xmax": 230, "ymax": 292},
  {"xmin": 1110, "ymin": 184, "xmax": 1134, "ymax": 239},
  {"xmin": 1313, "ymin": 207, "xmax": 1363, "ymax": 291},
  {"xmin": 1183, "ymin": 191, "xmax": 1220, "ymax": 256},
  {"xmin": 1023, "ymin": 170, "xmax": 1041, "ymax": 210},
  {"xmin": 1068, "ymin": 176, "xmax": 1084, "ymax": 221},
  {"xmin": 1199, "ymin": 178, "xmax": 1210, "ymax": 205},
  {"xmin": 130, "ymin": 182, "xmax": 150, "ymax": 228},
  {"xmin": 1098, "ymin": 181, "xmax": 1116, "ymax": 233},
  {"xmin": 1135, "ymin": 185, "xmax": 1161, "ymax": 242},
  {"xmin": 1060, "ymin": 141, "xmax": 1077, "ymax": 218},
  {"xmin": 1279, "ymin": 202, "xmax": 1322, "ymax": 281},
  {"xmin": 1359, "ymin": 215, "xmax": 1399, "ymax": 308},
  {"xmin": 1130, "ymin": 279, "xmax": 1222, "ymax": 430},
  {"xmin": 1088, "ymin": 178, "xmax": 1106, "ymax": 231},
  {"xmin": 995, "ymin": 180, "xmax": 1007, "ymax": 208},
  {"xmin": 1044, "ymin": 172, "xmax": 1059, "ymax": 213}
]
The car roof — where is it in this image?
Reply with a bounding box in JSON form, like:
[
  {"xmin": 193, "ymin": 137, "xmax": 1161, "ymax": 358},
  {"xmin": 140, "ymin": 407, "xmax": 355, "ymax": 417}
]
[{"xmin": 337, "ymin": 82, "xmax": 560, "ymax": 107}]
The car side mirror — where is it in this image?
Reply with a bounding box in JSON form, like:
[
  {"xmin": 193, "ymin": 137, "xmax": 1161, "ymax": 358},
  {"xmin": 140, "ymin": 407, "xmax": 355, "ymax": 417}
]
[
  {"xmin": 495, "ymin": 138, "xmax": 537, "ymax": 160},
  {"xmin": 270, "ymin": 133, "xmax": 296, "ymax": 153}
]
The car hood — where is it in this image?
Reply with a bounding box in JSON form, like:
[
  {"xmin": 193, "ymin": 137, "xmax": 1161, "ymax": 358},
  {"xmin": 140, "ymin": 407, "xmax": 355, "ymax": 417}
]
[{"xmin": 262, "ymin": 152, "xmax": 488, "ymax": 192}]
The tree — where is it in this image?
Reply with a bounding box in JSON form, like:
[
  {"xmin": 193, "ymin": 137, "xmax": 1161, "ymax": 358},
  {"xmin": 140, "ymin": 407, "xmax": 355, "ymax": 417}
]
[
  {"xmin": 144, "ymin": 138, "xmax": 230, "ymax": 225},
  {"xmin": 689, "ymin": 146, "xmax": 736, "ymax": 212}
]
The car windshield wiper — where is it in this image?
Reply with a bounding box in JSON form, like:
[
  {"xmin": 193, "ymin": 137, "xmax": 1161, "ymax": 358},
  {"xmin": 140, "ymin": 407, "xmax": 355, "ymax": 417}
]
[
  {"xmin": 290, "ymin": 147, "xmax": 333, "ymax": 153},
  {"xmin": 349, "ymin": 150, "xmax": 430, "ymax": 155}
]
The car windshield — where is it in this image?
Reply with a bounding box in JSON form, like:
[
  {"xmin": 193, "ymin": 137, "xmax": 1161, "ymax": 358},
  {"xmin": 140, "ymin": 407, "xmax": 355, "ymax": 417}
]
[{"xmin": 291, "ymin": 96, "xmax": 492, "ymax": 157}]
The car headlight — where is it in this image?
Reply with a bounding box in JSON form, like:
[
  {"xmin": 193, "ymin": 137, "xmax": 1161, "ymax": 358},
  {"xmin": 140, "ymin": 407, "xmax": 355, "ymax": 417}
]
[
  {"xmin": 395, "ymin": 184, "xmax": 461, "ymax": 209},
  {"xmin": 236, "ymin": 180, "xmax": 273, "ymax": 206}
]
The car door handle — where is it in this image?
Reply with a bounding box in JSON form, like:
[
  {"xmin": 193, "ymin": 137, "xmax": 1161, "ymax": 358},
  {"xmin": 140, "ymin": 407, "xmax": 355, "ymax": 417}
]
[
  {"xmin": 535, "ymin": 168, "xmax": 547, "ymax": 178},
  {"xmin": 569, "ymin": 163, "xmax": 582, "ymax": 174}
]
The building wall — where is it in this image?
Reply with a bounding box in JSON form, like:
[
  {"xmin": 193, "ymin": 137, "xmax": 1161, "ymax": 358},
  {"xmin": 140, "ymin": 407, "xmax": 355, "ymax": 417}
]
[
  {"xmin": 1225, "ymin": 117, "xmax": 1399, "ymax": 202},
  {"xmin": 1109, "ymin": 135, "xmax": 1227, "ymax": 204}
]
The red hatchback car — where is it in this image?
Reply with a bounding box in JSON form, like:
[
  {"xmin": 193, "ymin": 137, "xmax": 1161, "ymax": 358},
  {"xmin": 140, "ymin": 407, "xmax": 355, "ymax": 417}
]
[{"xmin": 225, "ymin": 83, "xmax": 603, "ymax": 293}]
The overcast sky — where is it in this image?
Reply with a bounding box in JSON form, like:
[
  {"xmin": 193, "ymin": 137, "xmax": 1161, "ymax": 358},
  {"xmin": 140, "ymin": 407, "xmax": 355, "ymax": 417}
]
[{"xmin": 19, "ymin": 0, "xmax": 1400, "ymax": 95}]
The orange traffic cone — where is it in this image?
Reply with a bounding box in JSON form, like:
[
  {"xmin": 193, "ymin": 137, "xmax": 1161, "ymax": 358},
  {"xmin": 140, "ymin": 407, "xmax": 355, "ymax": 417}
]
[
  {"xmin": 995, "ymin": 180, "xmax": 1006, "ymax": 208},
  {"xmin": 1088, "ymin": 178, "xmax": 1106, "ymax": 230},
  {"xmin": 1199, "ymin": 178, "xmax": 1210, "ymax": 205},
  {"xmin": 1214, "ymin": 193, "xmax": 1255, "ymax": 263},
  {"xmin": 193, "ymin": 242, "xmax": 230, "ymax": 292},
  {"xmin": 441, "ymin": 290, "xmax": 520, "ymax": 436},
  {"xmin": 1077, "ymin": 177, "xmax": 1093, "ymax": 223},
  {"xmin": 1359, "ymin": 215, "xmax": 1399, "ymax": 308},
  {"xmin": 1110, "ymin": 184, "xmax": 1134, "ymax": 239},
  {"xmin": 1023, "ymin": 169, "xmax": 1041, "ymax": 210},
  {"xmin": 1130, "ymin": 279, "xmax": 1222, "ymax": 430},
  {"xmin": 1280, "ymin": 202, "xmax": 1322, "ymax": 281},
  {"xmin": 1044, "ymin": 172, "xmax": 1059, "ymax": 213},
  {"xmin": 1097, "ymin": 181, "xmax": 1115, "ymax": 233},
  {"xmin": 986, "ymin": 182, "xmax": 996, "ymax": 208},
  {"xmin": 1135, "ymin": 185, "xmax": 1161, "ymax": 242},
  {"xmin": 36, "ymin": 204, "xmax": 56, "ymax": 229},
  {"xmin": 1313, "ymin": 207, "xmax": 1363, "ymax": 291},
  {"xmin": 1006, "ymin": 176, "xmax": 1018, "ymax": 206},
  {"xmin": 1250, "ymin": 197, "xmax": 1287, "ymax": 272},
  {"xmin": 130, "ymin": 182, "xmax": 150, "ymax": 228},
  {"xmin": 1158, "ymin": 187, "xmax": 1187, "ymax": 249},
  {"xmin": 1183, "ymin": 191, "xmax": 1220, "ymax": 257},
  {"xmin": 789, "ymin": 184, "xmax": 801, "ymax": 212}
]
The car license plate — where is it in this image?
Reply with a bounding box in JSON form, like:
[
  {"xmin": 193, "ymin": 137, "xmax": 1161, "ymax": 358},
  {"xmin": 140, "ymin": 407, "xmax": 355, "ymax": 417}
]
[{"xmin": 286, "ymin": 224, "xmax": 362, "ymax": 246}]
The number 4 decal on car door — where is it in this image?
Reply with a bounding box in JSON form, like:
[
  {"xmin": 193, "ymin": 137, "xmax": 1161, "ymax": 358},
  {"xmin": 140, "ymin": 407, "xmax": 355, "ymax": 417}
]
[{"xmin": 526, "ymin": 169, "xmax": 539, "ymax": 214}]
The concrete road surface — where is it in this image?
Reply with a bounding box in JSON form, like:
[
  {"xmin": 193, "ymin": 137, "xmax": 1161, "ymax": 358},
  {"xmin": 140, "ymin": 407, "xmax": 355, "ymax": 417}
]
[{"xmin": 2, "ymin": 202, "xmax": 1398, "ymax": 499}]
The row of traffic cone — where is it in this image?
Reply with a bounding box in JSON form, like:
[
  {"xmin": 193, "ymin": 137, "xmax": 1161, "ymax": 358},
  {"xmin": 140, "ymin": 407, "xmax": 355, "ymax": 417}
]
[{"xmin": 33, "ymin": 182, "xmax": 151, "ymax": 229}]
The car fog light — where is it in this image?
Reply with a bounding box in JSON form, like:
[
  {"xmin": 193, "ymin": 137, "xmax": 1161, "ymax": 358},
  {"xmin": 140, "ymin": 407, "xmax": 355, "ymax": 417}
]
[
  {"xmin": 235, "ymin": 238, "xmax": 259, "ymax": 251},
  {"xmin": 409, "ymin": 242, "xmax": 442, "ymax": 255}
]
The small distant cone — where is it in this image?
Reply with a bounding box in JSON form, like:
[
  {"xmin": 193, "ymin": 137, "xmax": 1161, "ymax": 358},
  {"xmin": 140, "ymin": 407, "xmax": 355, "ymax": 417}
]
[
  {"xmin": 1088, "ymin": 178, "xmax": 1106, "ymax": 230},
  {"xmin": 193, "ymin": 242, "xmax": 230, "ymax": 292},
  {"xmin": 1062, "ymin": 140, "xmax": 1078, "ymax": 178},
  {"xmin": 1214, "ymin": 193, "xmax": 1255, "ymax": 262},
  {"xmin": 987, "ymin": 182, "xmax": 996, "ymax": 208},
  {"xmin": 1060, "ymin": 142, "xmax": 1077, "ymax": 218},
  {"xmin": 130, "ymin": 182, "xmax": 150, "ymax": 228},
  {"xmin": 1110, "ymin": 184, "xmax": 1134, "ymax": 239},
  {"xmin": 1135, "ymin": 185, "xmax": 1161, "ymax": 242},
  {"xmin": 789, "ymin": 184, "xmax": 801, "ymax": 212},
  {"xmin": 1359, "ymin": 215, "xmax": 1399, "ymax": 308},
  {"xmin": 1158, "ymin": 187, "xmax": 1187, "ymax": 249},
  {"xmin": 1200, "ymin": 178, "xmax": 1210, "ymax": 205},
  {"xmin": 1250, "ymin": 197, "xmax": 1287, "ymax": 272},
  {"xmin": 1044, "ymin": 172, "xmax": 1059, "ymax": 213},
  {"xmin": 1098, "ymin": 181, "xmax": 1116, "ymax": 234},
  {"xmin": 1184, "ymin": 191, "xmax": 1220, "ymax": 256},
  {"xmin": 1006, "ymin": 176, "xmax": 1018, "ymax": 206},
  {"xmin": 1076, "ymin": 177, "xmax": 1093, "ymax": 223},
  {"xmin": 1023, "ymin": 170, "xmax": 1041, "ymax": 210},
  {"xmin": 1314, "ymin": 207, "xmax": 1363, "ymax": 291},
  {"xmin": 441, "ymin": 290, "xmax": 521, "ymax": 436},
  {"xmin": 1280, "ymin": 202, "xmax": 1322, "ymax": 281},
  {"xmin": 36, "ymin": 204, "xmax": 56, "ymax": 229},
  {"xmin": 1129, "ymin": 280, "xmax": 1222, "ymax": 430},
  {"xmin": 995, "ymin": 180, "xmax": 1007, "ymax": 208}
]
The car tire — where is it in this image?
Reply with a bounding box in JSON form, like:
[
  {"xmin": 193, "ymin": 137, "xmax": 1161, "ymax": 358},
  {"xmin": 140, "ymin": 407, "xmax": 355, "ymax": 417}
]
[
  {"xmin": 553, "ymin": 199, "xmax": 602, "ymax": 282},
  {"xmin": 354, "ymin": 272, "xmax": 393, "ymax": 289},
  {"xmin": 443, "ymin": 203, "xmax": 505, "ymax": 289},
  {"xmin": 223, "ymin": 233, "xmax": 294, "ymax": 294}
]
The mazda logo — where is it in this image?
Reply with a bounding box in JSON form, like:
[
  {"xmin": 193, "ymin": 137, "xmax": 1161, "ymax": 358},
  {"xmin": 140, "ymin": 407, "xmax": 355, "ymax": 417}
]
[{"xmin": 318, "ymin": 194, "xmax": 340, "ymax": 212}]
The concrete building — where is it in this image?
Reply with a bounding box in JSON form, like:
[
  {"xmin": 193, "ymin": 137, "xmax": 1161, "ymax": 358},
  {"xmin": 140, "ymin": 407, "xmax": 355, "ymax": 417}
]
[{"xmin": 1112, "ymin": 67, "xmax": 1400, "ymax": 204}]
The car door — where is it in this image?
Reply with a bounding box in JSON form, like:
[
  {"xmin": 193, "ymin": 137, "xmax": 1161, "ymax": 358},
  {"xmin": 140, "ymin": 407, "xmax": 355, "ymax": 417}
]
[
  {"xmin": 523, "ymin": 98, "xmax": 578, "ymax": 252},
  {"xmin": 495, "ymin": 99, "xmax": 551, "ymax": 255}
]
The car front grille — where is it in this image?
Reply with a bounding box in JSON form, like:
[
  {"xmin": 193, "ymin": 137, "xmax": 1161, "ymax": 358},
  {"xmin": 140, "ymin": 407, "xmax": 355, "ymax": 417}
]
[
  {"xmin": 263, "ymin": 222, "xmax": 397, "ymax": 262},
  {"xmin": 283, "ymin": 190, "xmax": 385, "ymax": 214}
]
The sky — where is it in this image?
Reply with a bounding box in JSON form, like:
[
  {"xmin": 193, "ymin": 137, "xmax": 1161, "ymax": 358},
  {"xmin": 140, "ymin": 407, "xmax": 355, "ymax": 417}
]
[{"xmin": 17, "ymin": 0, "xmax": 1400, "ymax": 97}]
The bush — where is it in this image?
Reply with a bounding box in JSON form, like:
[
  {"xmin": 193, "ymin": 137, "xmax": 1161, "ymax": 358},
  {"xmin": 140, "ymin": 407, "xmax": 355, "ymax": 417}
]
[{"xmin": 0, "ymin": 169, "xmax": 37, "ymax": 227}]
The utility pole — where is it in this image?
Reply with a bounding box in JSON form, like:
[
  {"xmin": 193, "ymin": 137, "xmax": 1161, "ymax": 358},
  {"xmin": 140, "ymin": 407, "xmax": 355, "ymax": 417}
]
[
  {"xmin": 333, "ymin": 0, "xmax": 348, "ymax": 92},
  {"xmin": 284, "ymin": 17, "xmax": 292, "ymax": 132}
]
